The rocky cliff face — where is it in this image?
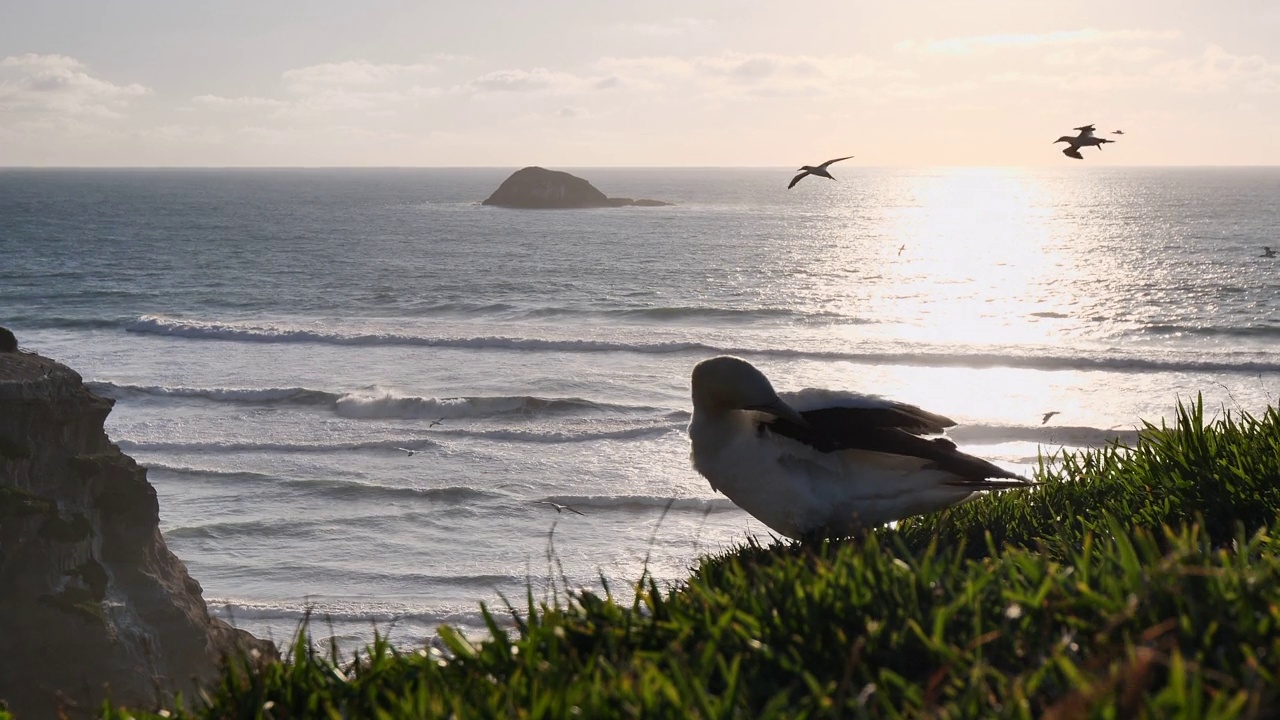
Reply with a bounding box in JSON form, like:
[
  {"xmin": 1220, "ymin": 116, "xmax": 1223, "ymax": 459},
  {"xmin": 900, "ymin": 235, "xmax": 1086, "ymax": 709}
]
[
  {"xmin": 0, "ymin": 339, "xmax": 272, "ymax": 719},
  {"xmin": 482, "ymin": 167, "xmax": 672, "ymax": 208}
]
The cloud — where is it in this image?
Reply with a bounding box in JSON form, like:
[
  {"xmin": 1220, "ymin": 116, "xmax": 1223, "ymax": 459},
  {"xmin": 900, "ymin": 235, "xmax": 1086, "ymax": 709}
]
[
  {"xmin": 610, "ymin": 18, "xmax": 711, "ymax": 38},
  {"xmin": 281, "ymin": 60, "xmax": 438, "ymax": 91},
  {"xmin": 186, "ymin": 60, "xmax": 450, "ymax": 120},
  {"xmin": 1044, "ymin": 45, "xmax": 1168, "ymax": 66},
  {"xmin": 896, "ymin": 29, "xmax": 1181, "ymax": 55},
  {"xmin": 0, "ymin": 53, "xmax": 148, "ymax": 119},
  {"xmin": 1154, "ymin": 45, "xmax": 1280, "ymax": 95},
  {"xmin": 192, "ymin": 94, "xmax": 289, "ymax": 109},
  {"xmin": 595, "ymin": 52, "xmax": 901, "ymax": 98},
  {"xmin": 462, "ymin": 67, "xmax": 595, "ymax": 95}
]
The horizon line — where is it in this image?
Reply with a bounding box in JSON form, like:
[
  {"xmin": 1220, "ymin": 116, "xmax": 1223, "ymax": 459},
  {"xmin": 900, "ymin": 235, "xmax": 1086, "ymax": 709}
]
[{"xmin": 4, "ymin": 164, "xmax": 1280, "ymax": 170}]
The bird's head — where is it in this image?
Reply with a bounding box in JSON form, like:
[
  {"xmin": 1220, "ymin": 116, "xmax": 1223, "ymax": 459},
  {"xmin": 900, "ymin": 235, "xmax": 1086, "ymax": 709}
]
[
  {"xmin": 690, "ymin": 356, "xmax": 808, "ymax": 425},
  {"xmin": 1053, "ymin": 136, "xmax": 1075, "ymax": 144}
]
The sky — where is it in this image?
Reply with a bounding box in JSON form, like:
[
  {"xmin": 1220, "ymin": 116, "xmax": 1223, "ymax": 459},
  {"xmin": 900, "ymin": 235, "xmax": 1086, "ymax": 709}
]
[{"xmin": 2, "ymin": 0, "xmax": 1279, "ymax": 166}]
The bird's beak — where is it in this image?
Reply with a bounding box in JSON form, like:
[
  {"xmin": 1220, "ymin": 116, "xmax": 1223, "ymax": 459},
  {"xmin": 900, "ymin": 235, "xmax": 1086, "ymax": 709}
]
[{"xmin": 747, "ymin": 398, "xmax": 811, "ymax": 428}]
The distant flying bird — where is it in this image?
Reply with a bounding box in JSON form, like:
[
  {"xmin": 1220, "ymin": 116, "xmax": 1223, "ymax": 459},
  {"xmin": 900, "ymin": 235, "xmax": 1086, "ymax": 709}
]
[
  {"xmin": 429, "ymin": 418, "xmax": 445, "ymax": 428},
  {"xmin": 688, "ymin": 356, "xmax": 1036, "ymax": 541},
  {"xmin": 1041, "ymin": 411, "xmax": 1061, "ymax": 425},
  {"xmin": 534, "ymin": 500, "xmax": 586, "ymax": 516},
  {"xmin": 897, "ymin": 244, "xmax": 906, "ymax": 256},
  {"xmin": 394, "ymin": 447, "xmax": 419, "ymax": 457},
  {"xmin": 788, "ymin": 155, "xmax": 854, "ymax": 189},
  {"xmin": 1263, "ymin": 246, "xmax": 1277, "ymax": 258},
  {"xmin": 1111, "ymin": 130, "xmax": 1125, "ymax": 135}
]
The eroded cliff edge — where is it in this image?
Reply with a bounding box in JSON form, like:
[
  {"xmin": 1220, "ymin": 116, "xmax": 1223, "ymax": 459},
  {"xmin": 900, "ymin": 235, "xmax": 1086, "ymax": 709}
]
[{"xmin": 0, "ymin": 338, "xmax": 272, "ymax": 718}]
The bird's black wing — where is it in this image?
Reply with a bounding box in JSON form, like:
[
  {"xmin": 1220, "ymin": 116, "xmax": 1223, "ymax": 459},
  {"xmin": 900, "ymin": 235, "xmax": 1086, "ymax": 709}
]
[
  {"xmin": 818, "ymin": 155, "xmax": 854, "ymax": 169},
  {"xmin": 788, "ymin": 171, "xmax": 810, "ymax": 189},
  {"xmin": 1062, "ymin": 147, "xmax": 1083, "ymax": 159},
  {"xmin": 1074, "ymin": 124, "xmax": 1096, "ymax": 134},
  {"xmin": 766, "ymin": 403, "xmax": 1021, "ymax": 481}
]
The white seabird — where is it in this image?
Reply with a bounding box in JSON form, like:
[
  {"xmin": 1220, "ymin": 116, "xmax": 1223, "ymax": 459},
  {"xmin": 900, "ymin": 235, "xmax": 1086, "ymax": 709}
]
[
  {"xmin": 688, "ymin": 356, "xmax": 1036, "ymax": 540},
  {"xmin": 789, "ymin": 155, "xmax": 854, "ymax": 189},
  {"xmin": 534, "ymin": 500, "xmax": 586, "ymax": 516},
  {"xmin": 1054, "ymin": 124, "xmax": 1114, "ymax": 160}
]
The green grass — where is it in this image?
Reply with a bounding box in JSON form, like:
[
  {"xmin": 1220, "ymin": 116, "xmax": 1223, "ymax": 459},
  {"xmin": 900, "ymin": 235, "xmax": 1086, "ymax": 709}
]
[{"xmin": 100, "ymin": 399, "xmax": 1280, "ymax": 719}]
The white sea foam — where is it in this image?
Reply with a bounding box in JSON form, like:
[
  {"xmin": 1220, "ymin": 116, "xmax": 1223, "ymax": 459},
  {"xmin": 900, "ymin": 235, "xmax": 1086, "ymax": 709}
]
[{"xmin": 122, "ymin": 315, "xmax": 1280, "ymax": 374}]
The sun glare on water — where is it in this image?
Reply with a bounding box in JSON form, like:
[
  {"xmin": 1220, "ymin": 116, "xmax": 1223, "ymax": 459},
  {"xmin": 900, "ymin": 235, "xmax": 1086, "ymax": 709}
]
[
  {"xmin": 872, "ymin": 168, "xmax": 1093, "ymax": 344},
  {"xmin": 807, "ymin": 168, "xmax": 1108, "ymax": 426}
]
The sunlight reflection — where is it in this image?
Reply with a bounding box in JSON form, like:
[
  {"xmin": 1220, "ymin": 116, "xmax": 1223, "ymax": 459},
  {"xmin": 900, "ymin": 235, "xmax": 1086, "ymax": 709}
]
[{"xmin": 871, "ymin": 168, "xmax": 1083, "ymax": 344}]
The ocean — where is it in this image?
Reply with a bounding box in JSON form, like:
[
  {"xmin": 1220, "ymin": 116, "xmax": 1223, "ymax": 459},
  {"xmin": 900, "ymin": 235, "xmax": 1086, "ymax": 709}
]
[{"xmin": 2, "ymin": 166, "xmax": 1278, "ymax": 649}]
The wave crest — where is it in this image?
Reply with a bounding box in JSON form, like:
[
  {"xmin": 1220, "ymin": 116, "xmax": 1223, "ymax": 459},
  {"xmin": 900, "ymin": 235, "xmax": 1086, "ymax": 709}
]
[
  {"xmin": 334, "ymin": 393, "xmax": 652, "ymax": 420},
  {"xmin": 123, "ymin": 316, "xmax": 1280, "ymax": 374},
  {"xmin": 541, "ymin": 495, "xmax": 739, "ymax": 513},
  {"xmin": 93, "ymin": 379, "xmax": 665, "ymax": 421}
]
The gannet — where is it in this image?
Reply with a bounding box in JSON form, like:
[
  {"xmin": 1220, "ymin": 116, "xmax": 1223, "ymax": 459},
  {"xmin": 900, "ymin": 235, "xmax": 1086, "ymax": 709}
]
[
  {"xmin": 534, "ymin": 501, "xmax": 586, "ymax": 516},
  {"xmin": 1055, "ymin": 124, "xmax": 1113, "ymax": 160},
  {"xmin": 788, "ymin": 155, "xmax": 854, "ymax": 189},
  {"xmin": 688, "ymin": 356, "xmax": 1036, "ymax": 540}
]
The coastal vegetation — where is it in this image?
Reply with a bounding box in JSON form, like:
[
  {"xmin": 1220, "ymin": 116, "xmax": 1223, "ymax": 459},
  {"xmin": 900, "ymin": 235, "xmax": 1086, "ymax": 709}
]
[{"xmin": 101, "ymin": 399, "xmax": 1280, "ymax": 719}]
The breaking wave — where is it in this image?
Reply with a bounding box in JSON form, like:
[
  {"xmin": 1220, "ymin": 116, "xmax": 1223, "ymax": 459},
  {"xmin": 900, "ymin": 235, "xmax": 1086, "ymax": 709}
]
[
  {"xmin": 145, "ymin": 463, "xmax": 496, "ymax": 504},
  {"xmin": 540, "ymin": 495, "xmax": 739, "ymax": 513},
  {"xmin": 117, "ymin": 438, "xmax": 440, "ymax": 454},
  {"xmin": 92, "ymin": 380, "xmax": 663, "ymax": 420},
  {"xmin": 124, "ymin": 315, "xmax": 1280, "ymax": 374},
  {"xmin": 948, "ymin": 424, "xmax": 1142, "ymax": 447}
]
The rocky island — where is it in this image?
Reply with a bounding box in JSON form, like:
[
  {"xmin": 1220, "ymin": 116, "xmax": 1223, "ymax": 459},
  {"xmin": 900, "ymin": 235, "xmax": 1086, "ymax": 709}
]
[
  {"xmin": 482, "ymin": 166, "xmax": 672, "ymax": 209},
  {"xmin": 0, "ymin": 329, "xmax": 272, "ymax": 719}
]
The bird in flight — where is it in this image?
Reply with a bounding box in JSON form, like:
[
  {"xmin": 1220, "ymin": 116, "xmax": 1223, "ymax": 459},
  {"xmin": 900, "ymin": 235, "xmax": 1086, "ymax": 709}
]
[
  {"xmin": 394, "ymin": 447, "xmax": 419, "ymax": 456},
  {"xmin": 897, "ymin": 244, "xmax": 906, "ymax": 256},
  {"xmin": 1262, "ymin": 246, "xmax": 1277, "ymax": 258},
  {"xmin": 1111, "ymin": 130, "xmax": 1125, "ymax": 135},
  {"xmin": 788, "ymin": 155, "xmax": 854, "ymax": 189},
  {"xmin": 1041, "ymin": 411, "xmax": 1061, "ymax": 425},
  {"xmin": 534, "ymin": 500, "xmax": 586, "ymax": 516},
  {"xmin": 1054, "ymin": 124, "xmax": 1113, "ymax": 160},
  {"xmin": 428, "ymin": 418, "xmax": 445, "ymax": 428}
]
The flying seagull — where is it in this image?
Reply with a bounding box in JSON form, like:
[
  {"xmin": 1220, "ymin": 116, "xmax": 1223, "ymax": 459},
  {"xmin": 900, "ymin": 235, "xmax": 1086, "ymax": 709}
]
[
  {"xmin": 428, "ymin": 418, "xmax": 445, "ymax": 428},
  {"xmin": 394, "ymin": 447, "xmax": 419, "ymax": 457},
  {"xmin": 1055, "ymin": 124, "xmax": 1114, "ymax": 160},
  {"xmin": 1263, "ymin": 246, "xmax": 1277, "ymax": 258},
  {"xmin": 897, "ymin": 244, "xmax": 906, "ymax": 256},
  {"xmin": 688, "ymin": 356, "xmax": 1036, "ymax": 541},
  {"xmin": 1041, "ymin": 411, "xmax": 1060, "ymax": 425},
  {"xmin": 534, "ymin": 500, "xmax": 586, "ymax": 516},
  {"xmin": 788, "ymin": 155, "xmax": 854, "ymax": 189}
]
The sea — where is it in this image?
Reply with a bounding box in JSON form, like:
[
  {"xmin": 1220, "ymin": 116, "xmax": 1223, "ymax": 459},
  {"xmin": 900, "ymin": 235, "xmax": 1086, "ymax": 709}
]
[{"xmin": 2, "ymin": 166, "xmax": 1279, "ymax": 650}]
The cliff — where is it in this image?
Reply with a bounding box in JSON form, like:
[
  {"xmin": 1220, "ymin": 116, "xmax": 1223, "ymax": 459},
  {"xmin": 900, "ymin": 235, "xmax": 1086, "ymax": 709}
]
[
  {"xmin": 0, "ymin": 333, "xmax": 272, "ymax": 719},
  {"xmin": 481, "ymin": 167, "xmax": 672, "ymax": 208}
]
